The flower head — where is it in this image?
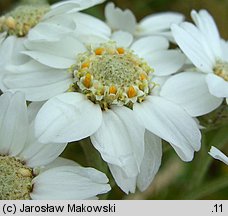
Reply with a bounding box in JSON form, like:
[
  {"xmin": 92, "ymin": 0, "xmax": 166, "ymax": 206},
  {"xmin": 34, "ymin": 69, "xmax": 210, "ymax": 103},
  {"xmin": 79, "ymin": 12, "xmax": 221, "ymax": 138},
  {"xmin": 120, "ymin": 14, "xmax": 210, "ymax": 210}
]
[
  {"xmin": 1, "ymin": 10, "xmax": 201, "ymax": 193},
  {"xmin": 0, "ymin": 91, "xmax": 110, "ymax": 199},
  {"xmin": 0, "ymin": 0, "xmax": 106, "ymax": 94},
  {"xmin": 161, "ymin": 10, "xmax": 227, "ymax": 117},
  {"xmin": 69, "ymin": 41, "xmax": 153, "ymax": 109},
  {"xmin": 0, "ymin": 3, "xmax": 50, "ymax": 37}
]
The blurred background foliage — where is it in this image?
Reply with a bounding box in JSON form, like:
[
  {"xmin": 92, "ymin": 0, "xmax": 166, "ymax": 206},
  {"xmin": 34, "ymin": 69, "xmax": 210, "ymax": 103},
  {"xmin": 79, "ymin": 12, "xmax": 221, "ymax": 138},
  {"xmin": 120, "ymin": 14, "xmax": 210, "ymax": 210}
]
[{"xmin": 0, "ymin": 0, "xmax": 228, "ymax": 200}]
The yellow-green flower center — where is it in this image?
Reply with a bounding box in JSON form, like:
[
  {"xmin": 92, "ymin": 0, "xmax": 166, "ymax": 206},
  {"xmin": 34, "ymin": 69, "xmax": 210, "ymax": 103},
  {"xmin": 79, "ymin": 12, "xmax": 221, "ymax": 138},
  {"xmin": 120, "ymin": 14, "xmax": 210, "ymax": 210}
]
[
  {"xmin": 0, "ymin": 155, "xmax": 34, "ymax": 200},
  {"xmin": 0, "ymin": 3, "xmax": 50, "ymax": 37},
  {"xmin": 214, "ymin": 61, "xmax": 228, "ymax": 81},
  {"xmin": 68, "ymin": 42, "xmax": 155, "ymax": 110}
]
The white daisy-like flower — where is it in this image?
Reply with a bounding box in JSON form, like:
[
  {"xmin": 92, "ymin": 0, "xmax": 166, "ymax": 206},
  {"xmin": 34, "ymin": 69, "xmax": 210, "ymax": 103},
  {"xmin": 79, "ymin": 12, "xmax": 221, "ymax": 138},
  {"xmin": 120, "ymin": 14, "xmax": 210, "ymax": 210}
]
[
  {"xmin": 105, "ymin": 2, "xmax": 184, "ymax": 40},
  {"xmin": 0, "ymin": 0, "xmax": 105, "ymax": 41},
  {"xmin": 0, "ymin": 0, "xmax": 106, "ymax": 93},
  {"xmin": 0, "ymin": 91, "xmax": 111, "ymax": 200},
  {"xmin": 209, "ymin": 146, "xmax": 228, "ymax": 165},
  {"xmin": 160, "ymin": 10, "xmax": 227, "ymax": 117},
  {"xmin": 2, "ymin": 13, "xmax": 200, "ymax": 193},
  {"xmin": 0, "ymin": 0, "xmax": 105, "ymax": 80}
]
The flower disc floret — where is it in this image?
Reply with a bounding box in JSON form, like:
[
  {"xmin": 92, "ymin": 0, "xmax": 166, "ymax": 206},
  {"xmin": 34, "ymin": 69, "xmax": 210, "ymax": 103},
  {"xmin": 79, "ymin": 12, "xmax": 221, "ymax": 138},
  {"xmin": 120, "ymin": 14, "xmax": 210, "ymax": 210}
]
[
  {"xmin": 69, "ymin": 42, "xmax": 154, "ymax": 109},
  {"xmin": 0, "ymin": 155, "xmax": 34, "ymax": 200},
  {"xmin": 214, "ymin": 61, "xmax": 228, "ymax": 81},
  {"xmin": 0, "ymin": 4, "xmax": 50, "ymax": 37}
]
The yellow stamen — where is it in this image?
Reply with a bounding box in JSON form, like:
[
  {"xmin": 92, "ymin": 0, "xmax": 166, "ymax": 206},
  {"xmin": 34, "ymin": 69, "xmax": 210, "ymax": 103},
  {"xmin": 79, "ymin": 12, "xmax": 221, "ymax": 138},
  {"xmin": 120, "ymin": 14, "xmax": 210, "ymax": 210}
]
[
  {"xmin": 84, "ymin": 73, "xmax": 92, "ymax": 88},
  {"xmin": 140, "ymin": 73, "xmax": 147, "ymax": 81},
  {"xmin": 109, "ymin": 85, "xmax": 117, "ymax": 94},
  {"xmin": 5, "ymin": 16, "xmax": 16, "ymax": 29},
  {"xmin": 139, "ymin": 83, "xmax": 144, "ymax": 91},
  {"xmin": 81, "ymin": 62, "xmax": 90, "ymax": 69},
  {"xmin": 19, "ymin": 168, "xmax": 32, "ymax": 177},
  {"xmin": 95, "ymin": 48, "xmax": 104, "ymax": 55},
  {"xmin": 97, "ymin": 87, "xmax": 105, "ymax": 96},
  {"xmin": 117, "ymin": 47, "xmax": 125, "ymax": 54},
  {"xmin": 128, "ymin": 86, "xmax": 137, "ymax": 98}
]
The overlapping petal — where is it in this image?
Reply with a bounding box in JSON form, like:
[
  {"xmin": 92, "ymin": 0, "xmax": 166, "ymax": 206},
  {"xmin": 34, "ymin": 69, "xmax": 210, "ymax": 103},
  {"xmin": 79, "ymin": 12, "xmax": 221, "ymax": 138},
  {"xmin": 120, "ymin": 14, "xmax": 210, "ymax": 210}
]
[
  {"xmin": 108, "ymin": 164, "xmax": 137, "ymax": 194},
  {"xmin": 111, "ymin": 31, "xmax": 133, "ymax": 47},
  {"xmin": 191, "ymin": 10, "xmax": 222, "ymax": 59},
  {"xmin": 137, "ymin": 131, "xmax": 162, "ymax": 191},
  {"xmin": 148, "ymin": 50, "xmax": 185, "ymax": 76},
  {"xmin": 73, "ymin": 12, "xmax": 111, "ymax": 41},
  {"xmin": 138, "ymin": 12, "xmax": 184, "ymax": 36},
  {"xmin": 206, "ymin": 74, "xmax": 228, "ymax": 98},
  {"xmin": 105, "ymin": 2, "xmax": 136, "ymax": 34},
  {"xmin": 31, "ymin": 166, "xmax": 111, "ymax": 200},
  {"xmin": 0, "ymin": 92, "xmax": 28, "ymax": 156},
  {"xmin": 28, "ymin": 14, "xmax": 77, "ymax": 41},
  {"xmin": 131, "ymin": 36, "xmax": 169, "ymax": 59},
  {"xmin": 134, "ymin": 96, "xmax": 201, "ymax": 161},
  {"xmin": 91, "ymin": 106, "xmax": 145, "ymax": 177},
  {"xmin": 19, "ymin": 125, "xmax": 67, "ymax": 168},
  {"xmin": 161, "ymin": 72, "xmax": 223, "ymax": 116},
  {"xmin": 171, "ymin": 23, "xmax": 214, "ymax": 73},
  {"xmin": 23, "ymin": 36, "xmax": 86, "ymax": 69},
  {"xmin": 35, "ymin": 92, "xmax": 102, "ymax": 143},
  {"xmin": 44, "ymin": 0, "xmax": 105, "ymax": 19},
  {"xmin": 2, "ymin": 62, "xmax": 72, "ymax": 101}
]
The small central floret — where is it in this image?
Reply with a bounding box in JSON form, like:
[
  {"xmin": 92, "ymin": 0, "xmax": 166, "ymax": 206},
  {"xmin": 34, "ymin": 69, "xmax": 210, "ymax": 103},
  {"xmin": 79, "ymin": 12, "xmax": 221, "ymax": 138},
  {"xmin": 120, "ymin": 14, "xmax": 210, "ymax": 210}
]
[
  {"xmin": 214, "ymin": 61, "xmax": 228, "ymax": 81},
  {"xmin": 68, "ymin": 42, "xmax": 154, "ymax": 109},
  {"xmin": 0, "ymin": 155, "xmax": 34, "ymax": 200},
  {"xmin": 0, "ymin": 3, "xmax": 50, "ymax": 37}
]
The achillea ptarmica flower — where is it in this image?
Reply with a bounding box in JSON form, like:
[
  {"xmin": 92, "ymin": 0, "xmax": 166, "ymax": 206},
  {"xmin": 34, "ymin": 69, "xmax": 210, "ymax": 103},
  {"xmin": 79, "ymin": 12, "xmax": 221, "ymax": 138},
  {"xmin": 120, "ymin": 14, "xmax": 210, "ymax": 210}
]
[
  {"xmin": 161, "ymin": 10, "xmax": 228, "ymax": 117},
  {"xmin": 2, "ymin": 12, "xmax": 200, "ymax": 193},
  {"xmin": 0, "ymin": 91, "xmax": 111, "ymax": 199},
  {"xmin": 105, "ymin": 2, "xmax": 184, "ymax": 40},
  {"xmin": 0, "ymin": 0, "xmax": 106, "ymax": 92},
  {"xmin": 209, "ymin": 146, "xmax": 228, "ymax": 165},
  {"xmin": 0, "ymin": 0, "xmax": 50, "ymax": 37},
  {"xmin": 0, "ymin": 0, "xmax": 105, "ymax": 40}
]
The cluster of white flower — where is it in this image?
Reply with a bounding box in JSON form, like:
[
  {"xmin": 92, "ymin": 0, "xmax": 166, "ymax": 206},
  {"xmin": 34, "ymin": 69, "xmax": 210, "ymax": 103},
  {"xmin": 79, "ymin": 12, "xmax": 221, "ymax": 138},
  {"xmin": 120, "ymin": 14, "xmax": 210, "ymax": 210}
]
[{"xmin": 0, "ymin": 0, "xmax": 227, "ymax": 199}]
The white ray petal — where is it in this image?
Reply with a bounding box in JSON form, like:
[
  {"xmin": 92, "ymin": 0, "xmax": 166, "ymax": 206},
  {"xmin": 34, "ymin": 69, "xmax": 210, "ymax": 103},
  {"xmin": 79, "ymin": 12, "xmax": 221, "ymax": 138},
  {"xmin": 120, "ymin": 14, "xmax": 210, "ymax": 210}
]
[
  {"xmin": 134, "ymin": 96, "xmax": 201, "ymax": 161},
  {"xmin": 31, "ymin": 166, "xmax": 111, "ymax": 200},
  {"xmin": 137, "ymin": 131, "xmax": 162, "ymax": 192},
  {"xmin": 105, "ymin": 2, "xmax": 136, "ymax": 34},
  {"xmin": 209, "ymin": 146, "xmax": 228, "ymax": 165},
  {"xmin": 161, "ymin": 72, "xmax": 223, "ymax": 116},
  {"xmin": 35, "ymin": 92, "xmax": 102, "ymax": 143},
  {"xmin": 91, "ymin": 106, "xmax": 145, "ymax": 177},
  {"xmin": 206, "ymin": 74, "xmax": 228, "ymax": 98},
  {"xmin": 0, "ymin": 92, "xmax": 28, "ymax": 156},
  {"xmin": 108, "ymin": 164, "xmax": 137, "ymax": 194}
]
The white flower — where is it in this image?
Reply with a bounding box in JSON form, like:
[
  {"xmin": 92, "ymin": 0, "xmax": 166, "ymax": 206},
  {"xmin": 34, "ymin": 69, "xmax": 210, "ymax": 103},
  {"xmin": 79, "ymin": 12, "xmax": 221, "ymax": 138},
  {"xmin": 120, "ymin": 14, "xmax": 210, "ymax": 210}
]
[
  {"xmin": 161, "ymin": 10, "xmax": 227, "ymax": 117},
  {"xmin": 105, "ymin": 2, "xmax": 184, "ymax": 41},
  {"xmin": 0, "ymin": 0, "xmax": 105, "ymax": 41},
  {"xmin": 2, "ymin": 14, "xmax": 200, "ymax": 193},
  {"xmin": 0, "ymin": 91, "xmax": 110, "ymax": 200},
  {"xmin": 209, "ymin": 146, "xmax": 228, "ymax": 165},
  {"xmin": 0, "ymin": 0, "xmax": 105, "ymax": 85}
]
